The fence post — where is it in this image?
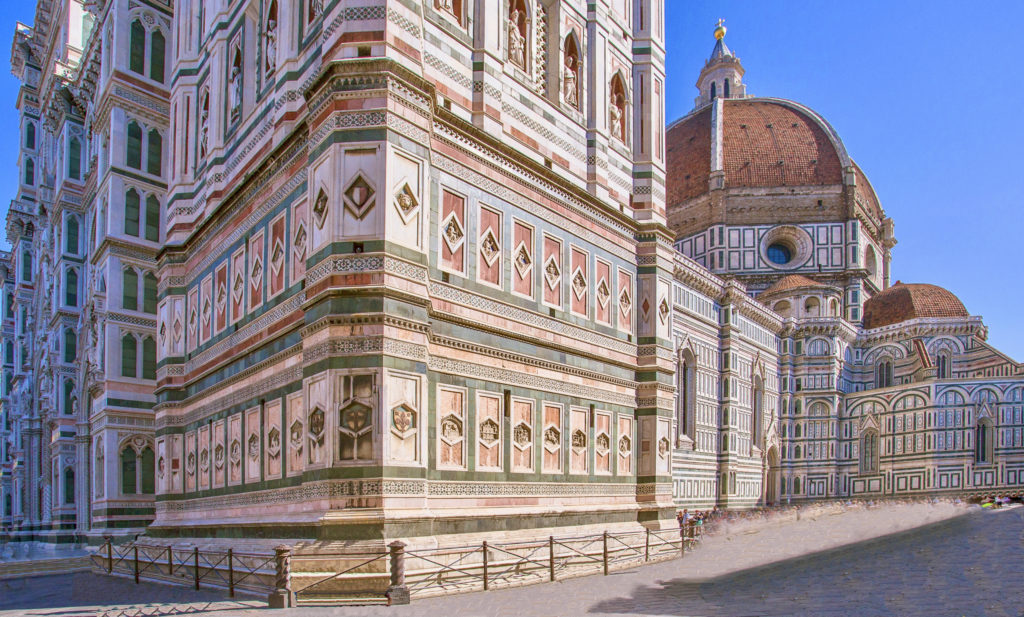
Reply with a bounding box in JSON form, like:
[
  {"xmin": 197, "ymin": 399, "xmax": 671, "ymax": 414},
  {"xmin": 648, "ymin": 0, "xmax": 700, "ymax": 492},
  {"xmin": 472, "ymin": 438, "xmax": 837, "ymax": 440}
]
[
  {"xmin": 193, "ymin": 547, "xmax": 200, "ymax": 590},
  {"xmin": 645, "ymin": 528, "xmax": 650, "ymax": 562},
  {"xmin": 482, "ymin": 541, "xmax": 489, "ymax": 591},
  {"xmin": 267, "ymin": 545, "xmax": 293, "ymax": 609},
  {"xmin": 133, "ymin": 545, "xmax": 139, "ymax": 584},
  {"xmin": 105, "ymin": 537, "xmax": 113, "ymax": 574},
  {"xmin": 385, "ymin": 541, "xmax": 410, "ymax": 605},
  {"xmin": 167, "ymin": 546, "xmax": 173, "ymax": 576},
  {"xmin": 548, "ymin": 536, "xmax": 555, "ymax": 582},
  {"xmin": 680, "ymin": 526, "xmax": 686, "ymax": 556},
  {"xmin": 602, "ymin": 532, "xmax": 609, "ymax": 576},
  {"xmin": 227, "ymin": 548, "xmax": 235, "ymax": 598}
]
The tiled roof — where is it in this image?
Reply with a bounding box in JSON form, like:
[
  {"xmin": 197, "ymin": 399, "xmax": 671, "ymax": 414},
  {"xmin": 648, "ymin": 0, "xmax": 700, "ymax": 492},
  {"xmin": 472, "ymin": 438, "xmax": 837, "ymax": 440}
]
[
  {"xmin": 863, "ymin": 282, "xmax": 969, "ymax": 329},
  {"xmin": 665, "ymin": 106, "xmax": 712, "ymax": 203},
  {"xmin": 721, "ymin": 100, "xmax": 843, "ymax": 188},
  {"xmin": 760, "ymin": 274, "xmax": 828, "ymax": 297}
]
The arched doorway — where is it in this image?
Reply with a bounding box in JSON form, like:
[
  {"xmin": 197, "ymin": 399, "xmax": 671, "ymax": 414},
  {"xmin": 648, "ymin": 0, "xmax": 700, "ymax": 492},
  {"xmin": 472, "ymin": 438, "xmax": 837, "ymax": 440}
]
[{"xmin": 763, "ymin": 446, "xmax": 780, "ymax": 506}]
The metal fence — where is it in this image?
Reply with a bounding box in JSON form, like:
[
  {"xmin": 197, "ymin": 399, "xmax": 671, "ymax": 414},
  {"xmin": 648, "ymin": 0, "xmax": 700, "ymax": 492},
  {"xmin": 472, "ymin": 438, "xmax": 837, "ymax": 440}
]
[{"xmin": 92, "ymin": 524, "xmax": 704, "ymax": 607}]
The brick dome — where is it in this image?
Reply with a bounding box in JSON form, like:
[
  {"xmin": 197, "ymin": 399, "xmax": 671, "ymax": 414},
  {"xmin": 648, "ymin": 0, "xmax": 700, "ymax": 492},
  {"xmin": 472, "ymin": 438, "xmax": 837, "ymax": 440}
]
[
  {"xmin": 666, "ymin": 98, "xmax": 848, "ymax": 205},
  {"xmin": 862, "ymin": 282, "xmax": 969, "ymax": 329},
  {"xmin": 760, "ymin": 274, "xmax": 830, "ymax": 297}
]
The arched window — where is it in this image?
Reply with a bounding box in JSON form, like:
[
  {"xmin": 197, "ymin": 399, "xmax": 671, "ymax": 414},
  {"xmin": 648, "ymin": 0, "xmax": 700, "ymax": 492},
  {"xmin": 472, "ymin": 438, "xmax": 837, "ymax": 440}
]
[
  {"xmin": 563, "ymin": 33, "xmax": 581, "ymax": 110},
  {"xmin": 145, "ymin": 195, "xmax": 160, "ymax": 242},
  {"xmin": 773, "ymin": 300, "xmax": 791, "ymax": 317},
  {"xmin": 5, "ymin": 292, "xmax": 13, "ymax": 319},
  {"xmin": 147, "ymin": 129, "xmax": 162, "ymax": 176},
  {"xmin": 794, "ymin": 424, "xmax": 802, "ymax": 438},
  {"xmin": 860, "ymin": 430, "xmax": 878, "ymax": 473},
  {"xmin": 123, "ymin": 268, "xmax": 138, "ymax": 311},
  {"xmin": 793, "ymin": 476, "xmax": 801, "ymax": 494},
  {"xmin": 676, "ymin": 350, "xmax": 696, "ymax": 442},
  {"xmin": 63, "ymin": 378, "xmax": 75, "ymax": 415},
  {"xmin": 64, "ymin": 328, "xmax": 76, "ymax": 363},
  {"xmin": 5, "ymin": 340, "xmax": 13, "ymax": 364},
  {"xmin": 710, "ymin": 81, "xmax": 717, "ymax": 100},
  {"xmin": 24, "ymin": 157, "xmax": 34, "ymax": 185},
  {"xmin": 829, "ymin": 298, "xmax": 840, "ymax": 316},
  {"xmin": 609, "ymin": 74, "xmax": 627, "ymax": 143},
  {"xmin": 129, "ymin": 20, "xmax": 146, "ymax": 74},
  {"xmin": 143, "ymin": 272, "xmax": 158, "ymax": 314},
  {"xmin": 150, "ymin": 29, "xmax": 165, "ymax": 82},
  {"xmin": 65, "ymin": 217, "xmax": 79, "ymax": 254},
  {"xmin": 142, "ymin": 336, "xmax": 156, "ymax": 380},
  {"xmin": 65, "ymin": 269, "xmax": 78, "ymax": 307},
  {"xmin": 126, "ymin": 121, "xmax": 143, "ymax": 169},
  {"xmin": 936, "ymin": 351, "xmax": 951, "ymax": 379},
  {"xmin": 724, "ymin": 78, "xmax": 731, "ymax": 98},
  {"xmin": 25, "ymin": 122, "xmax": 35, "ymax": 149},
  {"xmin": 64, "ymin": 467, "xmax": 75, "ymax": 504},
  {"xmin": 68, "ymin": 137, "xmax": 82, "ymax": 180},
  {"xmin": 875, "ymin": 359, "xmax": 893, "ymax": 389},
  {"xmin": 794, "ymin": 445, "xmax": 801, "ymax": 459},
  {"xmin": 21, "ymin": 250, "xmax": 32, "ymax": 282},
  {"xmin": 140, "ymin": 446, "xmax": 155, "ymax": 494},
  {"xmin": 125, "ymin": 189, "xmax": 141, "ymax": 236},
  {"xmin": 121, "ymin": 334, "xmax": 138, "ymax": 378},
  {"xmin": 752, "ymin": 375, "xmax": 764, "ymax": 448},
  {"xmin": 120, "ymin": 447, "xmax": 137, "ymax": 494},
  {"xmin": 975, "ymin": 420, "xmax": 992, "ymax": 464}
]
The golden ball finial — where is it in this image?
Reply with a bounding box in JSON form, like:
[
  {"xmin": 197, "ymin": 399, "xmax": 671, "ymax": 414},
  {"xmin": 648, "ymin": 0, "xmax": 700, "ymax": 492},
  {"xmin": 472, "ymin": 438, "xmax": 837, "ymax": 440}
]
[{"xmin": 714, "ymin": 18, "xmax": 726, "ymax": 41}]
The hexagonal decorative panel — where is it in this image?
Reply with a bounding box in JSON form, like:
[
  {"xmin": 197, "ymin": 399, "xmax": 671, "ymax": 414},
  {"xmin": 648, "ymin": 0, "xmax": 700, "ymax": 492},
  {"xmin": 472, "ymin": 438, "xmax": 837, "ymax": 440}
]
[{"xmin": 479, "ymin": 418, "xmax": 500, "ymax": 445}]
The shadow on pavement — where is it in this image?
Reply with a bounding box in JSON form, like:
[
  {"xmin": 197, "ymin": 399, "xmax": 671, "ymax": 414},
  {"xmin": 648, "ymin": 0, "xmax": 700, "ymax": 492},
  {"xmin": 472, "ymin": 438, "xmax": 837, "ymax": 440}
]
[
  {"xmin": 0, "ymin": 571, "xmax": 264, "ymax": 616},
  {"xmin": 586, "ymin": 510, "xmax": 1020, "ymax": 617}
]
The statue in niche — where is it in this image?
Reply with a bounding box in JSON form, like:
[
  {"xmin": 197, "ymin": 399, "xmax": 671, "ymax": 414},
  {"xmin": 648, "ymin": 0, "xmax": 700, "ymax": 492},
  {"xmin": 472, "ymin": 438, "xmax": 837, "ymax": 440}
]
[
  {"xmin": 437, "ymin": 0, "xmax": 454, "ymax": 15},
  {"xmin": 609, "ymin": 92, "xmax": 623, "ymax": 141},
  {"xmin": 310, "ymin": 0, "xmax": 323, "ymax": 20},
  {"xmin": 508, "ymin": 9, "xmax": 525, "ymax": 69},
  {"xmin": 265, "ymin": 20, "xmax": 277, "ymax": 75},
  {"xmin": 563, "ymin": 55, "xmax": 579, "ymax": 108},
  {"xmin": 229, "ymin": 65, "xmax": 242, "ymax": 122}
]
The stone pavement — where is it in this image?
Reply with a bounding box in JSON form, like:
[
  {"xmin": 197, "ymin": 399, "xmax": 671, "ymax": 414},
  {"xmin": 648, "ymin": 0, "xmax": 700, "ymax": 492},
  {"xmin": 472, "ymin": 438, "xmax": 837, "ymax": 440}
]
[{"xmin": 4, "ymin": 503, "xmax": 1023, "ymax": 617}]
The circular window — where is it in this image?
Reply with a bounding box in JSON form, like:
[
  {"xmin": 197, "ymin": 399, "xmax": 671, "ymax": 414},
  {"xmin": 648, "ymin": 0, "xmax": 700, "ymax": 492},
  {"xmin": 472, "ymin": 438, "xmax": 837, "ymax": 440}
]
[{"xmin": 766, "ymin": 243, "xmax": 792, "ymax": 265}]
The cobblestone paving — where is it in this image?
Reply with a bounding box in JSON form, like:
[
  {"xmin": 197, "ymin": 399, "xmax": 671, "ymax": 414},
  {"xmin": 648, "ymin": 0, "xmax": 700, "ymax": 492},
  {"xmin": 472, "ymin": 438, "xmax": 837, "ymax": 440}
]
[{"xmin": 4, "ymin": 505, "xmax": 1022, "ymax": 617}]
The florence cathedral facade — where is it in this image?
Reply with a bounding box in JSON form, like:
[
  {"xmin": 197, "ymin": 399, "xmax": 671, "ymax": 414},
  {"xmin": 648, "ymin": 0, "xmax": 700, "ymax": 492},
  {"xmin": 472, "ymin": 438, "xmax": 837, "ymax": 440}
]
[{"xmin": 0, "ymin": 2, "xmax": 1021, "ymax": 549}]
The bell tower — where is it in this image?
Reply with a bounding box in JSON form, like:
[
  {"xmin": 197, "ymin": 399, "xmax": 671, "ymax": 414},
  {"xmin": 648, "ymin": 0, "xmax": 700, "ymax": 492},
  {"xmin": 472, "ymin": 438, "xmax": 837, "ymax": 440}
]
[{"xmin": 695, "ymin": 19, "xmax": 747, "ymax": 109}]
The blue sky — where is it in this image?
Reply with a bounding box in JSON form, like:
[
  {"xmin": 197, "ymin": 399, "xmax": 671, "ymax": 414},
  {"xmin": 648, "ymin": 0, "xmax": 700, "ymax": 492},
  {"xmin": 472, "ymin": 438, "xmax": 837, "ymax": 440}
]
[{"xmin": 2, "ymin": 1, "xmax": 1022, "ymax": 358}]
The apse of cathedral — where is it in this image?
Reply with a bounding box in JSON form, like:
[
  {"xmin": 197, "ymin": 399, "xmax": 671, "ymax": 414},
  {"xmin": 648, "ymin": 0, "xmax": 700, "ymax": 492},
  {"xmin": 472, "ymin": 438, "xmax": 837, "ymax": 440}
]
[{"xmin": 0, "ymin": 2, "xmax": 1021, "ymax": 550}]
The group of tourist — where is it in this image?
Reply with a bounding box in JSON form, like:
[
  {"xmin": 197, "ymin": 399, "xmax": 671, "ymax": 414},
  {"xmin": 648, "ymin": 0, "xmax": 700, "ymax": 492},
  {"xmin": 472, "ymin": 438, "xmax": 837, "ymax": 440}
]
[
  {"xmin": 675, "ymin": 507, "xmax": 720, "ymax": 538},
  {"xmin": 977, "ymin": 494, "xmax": 1021, "ymax": 509}
]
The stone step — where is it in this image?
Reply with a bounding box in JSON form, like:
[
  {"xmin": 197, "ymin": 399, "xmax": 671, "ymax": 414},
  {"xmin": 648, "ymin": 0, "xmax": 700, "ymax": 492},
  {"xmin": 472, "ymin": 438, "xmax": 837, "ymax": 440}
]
[{"xmin": 0, "ymin": 555, "xmax": 92, "ymax": 580}]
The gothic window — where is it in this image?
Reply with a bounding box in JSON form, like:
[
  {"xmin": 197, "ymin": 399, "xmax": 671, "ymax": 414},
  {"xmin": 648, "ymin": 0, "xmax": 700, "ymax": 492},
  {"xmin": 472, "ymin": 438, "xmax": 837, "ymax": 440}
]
[
  {"xmin": 724, "ymin": 78, "xmax": 730, "ymax": 98},
  {"xmin": 68, "ymin": 137, "xmax": 82, "ymax": 180},
  {"xmin": 793, "ymin": 476, "xmax": 801, "ymax": 494},
  {"xmin": 975, "ymin": 420, "xmax": 992, "ymax": 464},
  {"xmin": 123, "ymin": 268, "xmax": 139, "ymax": 311},
  {"xmin": 150, "ymin": 29, "xmax": 165, "ymax": 82},
  {"xmin": 609, "ymin": 73, "xmax": 627, "ymax": 143},
  {"xmin": 198, "ymin": 88, "xmax": 210, "ymax": 160},
  {"xmin": 145, "ymin": 195, "xmax": 160, "ymax": 242},
  {"xmin": 65, "ymin": 268, "xmax": 79, "ymax": 307},
  {"xmin": 121, "ymin": 333, "xmax": 138, "ymax": 378},
  {"xmin": 64, "ymin": 328, "xmax": 76, "ymax": 363},
  {"xmin": 63, "ymin": 378, "xmax": 75, "ymax": 415},
  {"xmin": 130, "ymin": 20, "xmax": 146, "ymax": 74},
  {"xmin": 804, "ymin": 297, "xmax": 820, "ymax": 317},
  {"xmin": 936, "ymin": 351, "xmax": 951, "ymax": 379},
  {"xmin": 710, "ymin": 81, "xmax": 717, "ymax": 100},
  {"xmin": 147, "ymin": 129, "xmax": 162, "ymax": 176},
  {"xmin": 677, "ymin": 350, "xmax": 696, "ymax": 443},
  {"xmin": 5, "ymin": 292, "xmax": 12, "ymax": 319},
  {"xmin": 121, "ymin": 446, "xmax": 137, "ymax": 494},
  {"xmin": 63, "ymin": 467, "xmax": 75, "ymax": 504},
  {"xmin": 24, "ymin": 157, "xmax": 34, "ymax": 185},
  {"xmin": 24, "ymin": 122, "xmax": 35, "ymax": 149},
  {"xmin": 865, "ymin": 245, "xmax": 878, "ymax": 279},
  {"xmin": 126, "ymin": 122, "xmax": 143, "ymax": 169},
  {"xmin": 21, "ymin": 251, "xmax": 31, "ymax": 282},
  {"xmin": 875, "ymin": 359, "xmax": 893, "ymax": 389},
  {"xmin": 860, "ymin": 430, "xmax": 878, "ymax": 473},
  {"xmin": 125, "ymin": 189, "xmax": 141, "ymax": 236},
  {"xmin": 5, "ymin": 340, "xmax": 12, "ymax": 363},
  {"xmin": 507, "ymin": 0, "xmax": 528, "ymax": 70},
  {"xmin": 142, "ymin": 336, "xmax": 156, "ymax": 380},
  {"xmin": 65, "ymin": 216, "xmax": 79, "ymax": 254},
  {"xmin": 563, "ymin": 34, "xmax": 581, "ymax": 110},
  {"xmin": 143, "ymin": 272, "xmax": 158, "ymax": 314},
  {"xmin": 752, "ymin": 375, "xmax": 764, "ymax": 448}
]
